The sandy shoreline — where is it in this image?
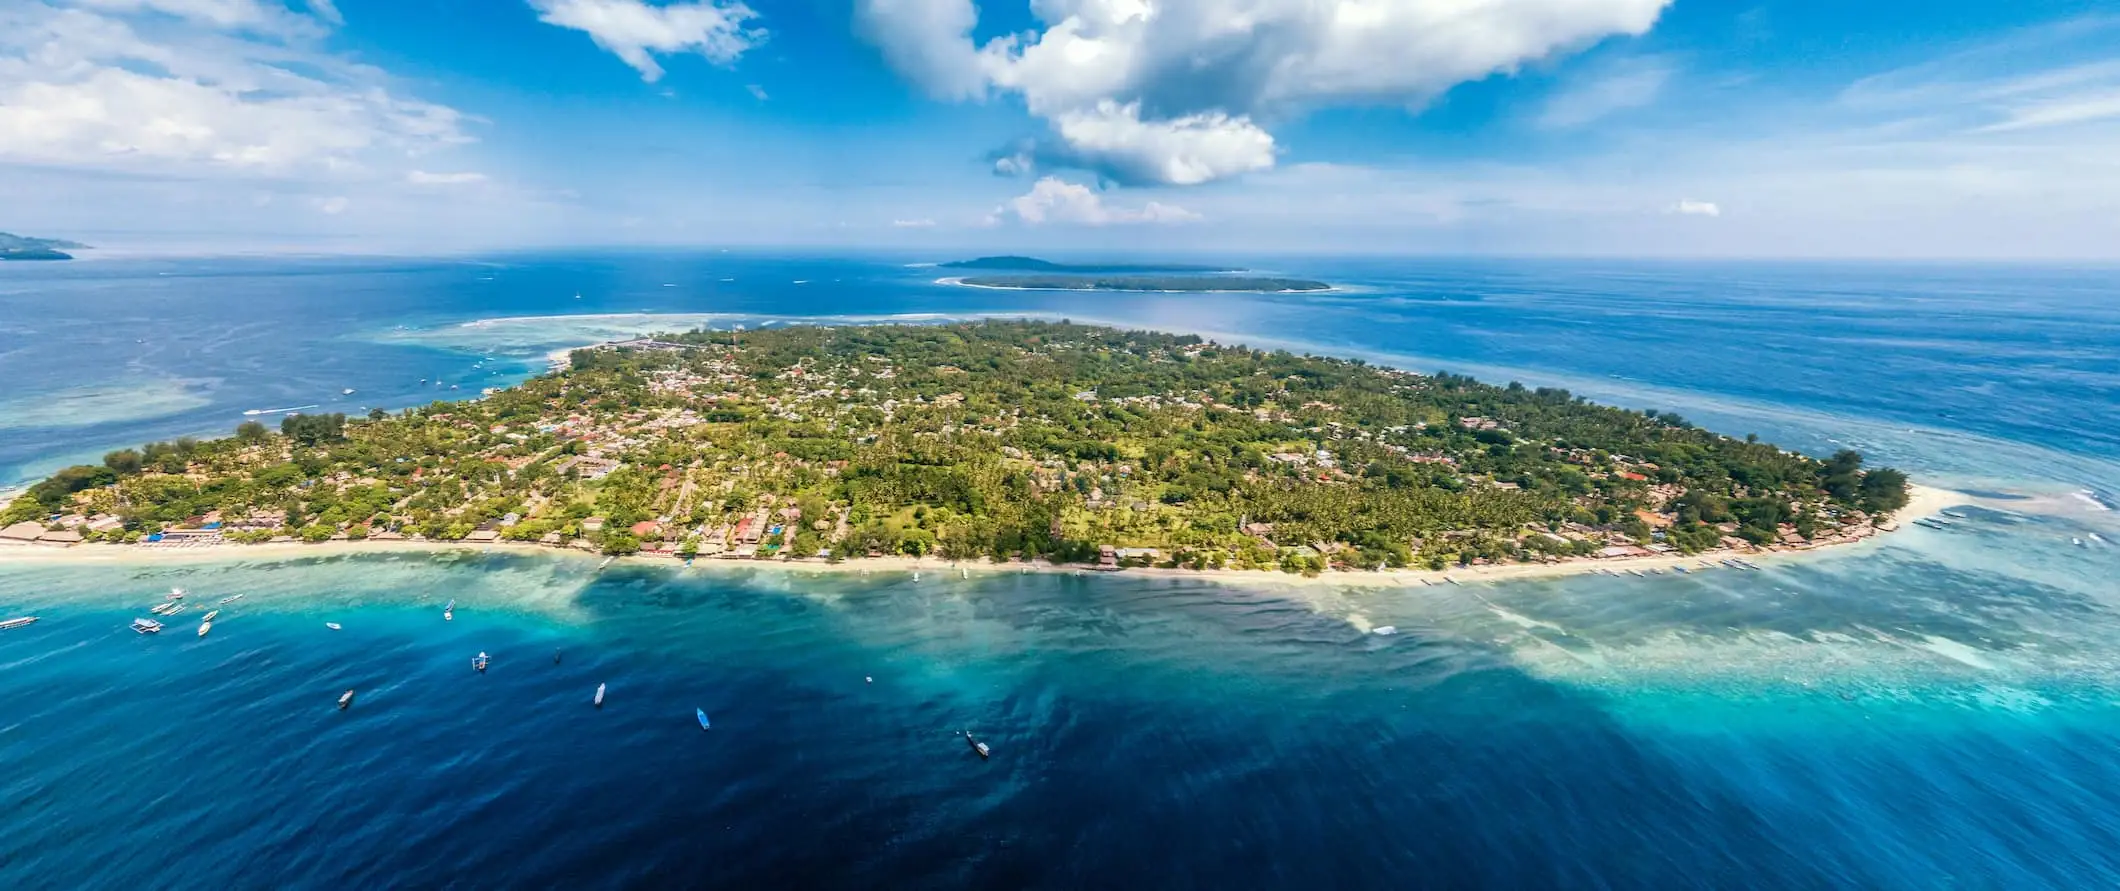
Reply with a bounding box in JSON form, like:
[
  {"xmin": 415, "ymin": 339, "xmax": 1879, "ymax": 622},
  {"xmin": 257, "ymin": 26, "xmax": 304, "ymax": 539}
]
[{"xmin": 0, "ymin": 485, "xmax": 1969, "ymax": 589}]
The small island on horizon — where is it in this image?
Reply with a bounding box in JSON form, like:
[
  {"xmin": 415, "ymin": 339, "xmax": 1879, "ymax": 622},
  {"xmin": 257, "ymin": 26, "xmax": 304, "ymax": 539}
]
[
  {"xmin": 957, "ymin": 274, "xmax": 1333, "ymax": 293},
  {"xmin": 2, "ymin": 321, "xmax": 1912, "ymax": 581},
  {"xmin": 941, "ymin": 255, "xmax": 1243, "ymax": 273},
  {"xmin": 0, "ymin": 231, "xmax": 90, "ymax": 261}
]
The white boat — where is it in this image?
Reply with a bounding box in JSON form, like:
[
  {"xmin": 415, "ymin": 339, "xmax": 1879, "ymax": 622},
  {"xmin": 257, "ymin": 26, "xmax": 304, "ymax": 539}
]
[
  {"xmin": 597, "ymin": 557, "xmax": 613, "ymax": 570},
  {"xmin": 444, "ymin": 599, "xmax": 455, "ymax": 621},
  {"xmin": 1372, "ymin": 625, "xmax": 1398, "ymax": 635},
  {"xmin": 342, "ymin": 388, "xmax": 356, "ymax": 395},
  {"xmin": 197, "ymin": 620, "xmax": 212, "ymax": 638},
  {"xmin": 202, "ymin": 610, "xmax": 220, "ymax": 622},
  {"xmin": 338, "ymin": 689, "xmax": 355, "ymax": 710},
  {"xmin": 0, "ymin": 617, "xmax": 38, "ymax": 630},
  {"xmin": 325, "ymin": 622, "xmax": 342, "ymax": 630},
  {"xmin": 132, "ymin": 618, "xmax": 163, "ymax": 634},
  {"xmin": 474, "ymin": 651, "xmax": 489, "ymax": 672},
  {"xmin": 163, "ymin": 604, "xmax": 185, "ymax": 616},
  {"xmin": 217, "ymin": 594, "xmax": 245, "ymax": 605},
  {"xmin": 150, "ymin": 602, "xmax": 178, "ymax": 615},
  {"xmin": 167, "ymin": 588, "xmax": 186, "ymax": 600},
  {"xmin": 594, "ymin": 683, "xmax": 606, "ymax": 707}
]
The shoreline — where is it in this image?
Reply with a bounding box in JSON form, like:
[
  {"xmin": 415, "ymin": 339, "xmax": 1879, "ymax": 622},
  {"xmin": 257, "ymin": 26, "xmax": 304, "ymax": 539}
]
[{"xmin": 0, "ymin": 485, "xmax": 1968, "ymax": 589}]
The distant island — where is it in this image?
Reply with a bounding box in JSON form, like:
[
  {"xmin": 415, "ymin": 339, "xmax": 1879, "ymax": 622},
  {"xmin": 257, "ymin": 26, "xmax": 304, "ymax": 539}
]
[
  {"xmin": 3, "ymin": 321, "xmax": 1911, "ymax": 578},
  {"xmin": 0, "ymin": 231, "xmax": 89, "ymax": 261},
  {"xmin": 959, "ymin": 274, "xmax": 1332, "ymax": 292},
  {"xmin": 941, "ymin": 255, "xmax": 1243, "ymax": 274}
]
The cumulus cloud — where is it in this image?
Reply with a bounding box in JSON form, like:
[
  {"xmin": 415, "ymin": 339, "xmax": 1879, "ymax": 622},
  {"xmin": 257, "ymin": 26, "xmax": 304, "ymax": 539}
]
[
  {"xmin": 0, "ymin": 2, "xmax": 471, "ymax": 176},
  {"xmin": 858, "ymin": 0, "xmax": 1671, "ymax": 185},
  {"xmin": 1668, "ymin": 200, "xmax": 1720, "ymax": 216},
  {"xmin": 993, "ymin": 176, "xmax": 1200, "ymax": 225},
  {"xmin": 529, "ymin": 0, "xmax": 764, "ymax": 82},
  {"xmin": 408, "ymin": 170, "xmax": 488, "ymax": 185}
]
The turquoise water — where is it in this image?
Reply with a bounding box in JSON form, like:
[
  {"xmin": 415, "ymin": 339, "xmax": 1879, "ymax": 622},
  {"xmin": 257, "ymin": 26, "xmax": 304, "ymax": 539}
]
[{"xmin": 5, "ymin": 255, "xmax": 2120, "ymax": 886}]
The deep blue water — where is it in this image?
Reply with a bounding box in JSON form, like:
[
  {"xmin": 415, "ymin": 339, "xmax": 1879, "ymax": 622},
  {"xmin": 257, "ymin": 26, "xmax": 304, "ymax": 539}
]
[{"xmin": 5, "ymin": 253, "xmax": 2120, "ymax": 888}]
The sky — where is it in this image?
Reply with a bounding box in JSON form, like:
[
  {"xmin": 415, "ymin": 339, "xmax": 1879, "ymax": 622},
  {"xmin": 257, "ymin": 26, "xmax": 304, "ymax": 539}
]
[{"xmin": 1, "ymin": 0, "xmax": 2117, "ymax": 258}]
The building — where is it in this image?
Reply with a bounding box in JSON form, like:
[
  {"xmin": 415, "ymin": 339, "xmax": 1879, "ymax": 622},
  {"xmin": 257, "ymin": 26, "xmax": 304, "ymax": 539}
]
[
  {"xmin": 0, "ymin": 522, "xmax": 45, "ymax": 547},
  {"xmin": 1096, "ymin": 545, "xmax": 1119, "ymax": 571},
  {"xmin": 34, "ymin": 529, "xmax": 84, "ymax": 547}
]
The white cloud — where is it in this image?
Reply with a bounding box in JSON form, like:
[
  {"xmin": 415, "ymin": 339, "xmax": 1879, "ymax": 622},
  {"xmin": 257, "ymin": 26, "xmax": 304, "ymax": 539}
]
[
  {"xmin": 528, "ymin": 0, "xmax": 764, "ymax": 83},
  {"xmin": 306, "ymin": 0, "xmax": 342, "ymax": 26},
  {"xmin": 1538, "ymin": 57, "xmax": 1671, "ymax": 129},
  {"xmin": 995, "ymin": 176, "xmax": 1200, "ymax": 225},
  {"xmin": 314, "ymin": 195, "xmax": 348, "ymax": 214},
  {"xmin": 1046, "ymin": 101, "xmax": 1275, "ymax": 186},
  {"xmin": 74, "ymin": 0, "xmax": 315, "ymax": 32},
  {"xmin": 1668, "ymin": 199, "xmax": 1719, "ymax": 216},
  {"xmin": 858, "ymin": 0, "xmax": 1671, "ymax": 185},
  {"xmin": 746, "ymin": 83, "xmax": 767, "ymax": 100},
  {"xmin": 891, "ymin": 217, "xmax": 937, "ymax": 228},
  {"xmin": 408, "ymin": 170, "xmax": 488, "ymax": 185},
  {"xmin": 0, "ymin": 4, "xmax": 472, "ymax": 176}
]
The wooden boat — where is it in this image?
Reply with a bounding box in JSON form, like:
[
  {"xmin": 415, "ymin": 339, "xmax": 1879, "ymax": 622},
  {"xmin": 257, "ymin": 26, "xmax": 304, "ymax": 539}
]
[
  {"xmin": 0, "ymin": 617, "xmax": 38, "ymax": 630},
  {"xmin": 963, "ymin": 730, "xmax": 989, "ymax": 759},
  {"xmin": 150, "ymin": 602, "xmax": 178, "ymax": 615},
  {"xmin": 594, "ymin": 683, "xmax": 606, "ymax": 707},
  {"xmin": 217, "ymin": 593, "xmax": 244, "ymax": 605},
  {"xmin": 162, "ymin": 604, "xmax": 185, "ymax": 617},
  {"xmin": 696, "ymin": 708, "xmax": 711, "ymax": 731},
  {"xmin": 132, "ymin": 618, "xmax": 163, "ymax": 634},
  {"xmin": 338, "ymin": 689, "xmax": 355, "ymax": 710}
]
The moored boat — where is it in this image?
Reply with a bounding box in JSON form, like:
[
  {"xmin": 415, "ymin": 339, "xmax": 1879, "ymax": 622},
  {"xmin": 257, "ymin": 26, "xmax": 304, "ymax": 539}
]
[
  {"xmin": 964, "ymin": 730, "xmax": 989, "ymax": 759},
  {"xmin": 595, "ymin": 683, "xmax": 606, "ymax": 707},
  {"xmin": 201, "ymin": 610, "xmax": 219, "ymax": 622},
  {"xmin": 132, "ymin": 618, "xmax": 163, "ymax": 634},
  {"xmin": 197, "ymin": 620, "xmax": 212, "ymax": 638},
  {"xmin": 696, "ymin": 707, "xmax": 711, "ymax": 731},
  {"xmin": 166, "ymin": 588, "xmax": 186, "ymax": 601},
  {"xmin": 325, "ymin": 622, "xmax": 341, "ymax": 630},
  {"xmin": 217, "ymin": 594, "xmax": 245, "ymax": 605},
  {"xmin": 474, "ymin": 651, "xmax": 489, "ymax": 672},
  {"xmin": 1372, "ymin": 625, "xmax": 1398, "ymax": 635},
  {"xmin": 0, "ymin": 616, "xmax": 38, "ymax": 630},
  {"xmin": 338, "ymin": 689, "xmax": 355, "ymax": 710}
]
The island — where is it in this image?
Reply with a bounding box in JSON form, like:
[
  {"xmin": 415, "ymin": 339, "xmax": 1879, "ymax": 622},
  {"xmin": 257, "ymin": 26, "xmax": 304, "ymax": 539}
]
[
  {"xmin": 0, "ymin": 321, "xmax": 1910, "ymax": 576},
  {"xmin": 0, "ymin": 231, "xmax": 89, "ymax": 260},
  {"xmin": 941, "ymin": 255, "xmax": 1241, "ymax": 273},
  {"xmin": 958, "ymin": 274, "xmax": 1332, "ymax": 292}
]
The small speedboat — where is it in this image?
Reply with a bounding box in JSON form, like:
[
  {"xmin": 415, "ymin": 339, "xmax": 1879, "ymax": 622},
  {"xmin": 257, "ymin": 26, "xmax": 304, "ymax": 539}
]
[
  {"xmin": 964, "ymin": 730, "xmax": 989, "ymax": 759},
  {"xmin": 0, "ymin": 617, "xmax": 39, "ymax": 630},
  {"xmin": 696, "ymin": 708, "xmax": 712, "ymax": 731},
  {"xmin": 338, "ymin": 689, "xmax": 355, "ymax": 710},
  {"xmin": 197, "ymin": 620, "xmax": 212, "ymax": 638},
  {"xmin": 444, "ymin": 599, "xmax": 455, "ymax": 621},
  {"xmin": 166, "ymin": 588, "xmax": 186, "ymax": 601},
  {"xmin": 594, "ymin": 683, "xmax": 606, "ymax": 707},
  {"xmin": 201, "ymin": 610, "xmax": 220, "ymax": 622},
  {"xmin": 1372, "ymin": 625, "xmax": 1398, "ymax": 636},
  {"xmin": 132, "ymin": 618, "xmax": 163, "ymax": 634},
  {"xmin": 474, "ymin": 652, "xmax": 489, "ymax": 673},
  {"xmin": 325, "ymin": 622, "xmax": 342, "ymax": 631}
]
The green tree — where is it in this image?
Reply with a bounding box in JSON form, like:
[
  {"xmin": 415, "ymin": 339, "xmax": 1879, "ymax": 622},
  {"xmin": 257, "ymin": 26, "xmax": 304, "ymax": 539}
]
[{"xmin": 103, "ymin": 449, "xmax": 143, "ymax": 475}]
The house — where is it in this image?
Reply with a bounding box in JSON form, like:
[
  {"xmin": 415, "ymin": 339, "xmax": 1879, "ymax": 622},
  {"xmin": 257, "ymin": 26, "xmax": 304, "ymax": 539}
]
[
  {"xmin": 1596, "ymin": 544, "xmax": 1653, "ymax": 559},
  {"xmin": 372, "ymin": 529, "xmax": 406, "ymax": 541},
  {"xmin": 631, "ymin": 521, "xmax": 660, "ymax": 538},
  {"xmin": 465, "ymin": 530, "xmax": 501, "ymax": 543},
  {"xmin": 34, "ymin": 529, "xmax": 84, "ymax": 547},
  {"xmin": 581, "ymin": 517, "xmax": 606, "ymax": 533},
  {"xmin": 540, "ymin": 532, "xmax": 563, "ymax": 546},
  {"xmin": 0, "ymin": 522, "xmax": 46, "ymax": 546},
  {"xmin": 1095, "ymin": 545, "xmax": 1120, "ymax": 571}
]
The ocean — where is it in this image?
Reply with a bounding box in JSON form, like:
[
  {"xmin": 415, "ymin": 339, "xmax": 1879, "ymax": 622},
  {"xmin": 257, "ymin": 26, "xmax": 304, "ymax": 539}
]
[{"xmin": 4, "ymin": 253, "xmax": 2120, "ymax": 888}]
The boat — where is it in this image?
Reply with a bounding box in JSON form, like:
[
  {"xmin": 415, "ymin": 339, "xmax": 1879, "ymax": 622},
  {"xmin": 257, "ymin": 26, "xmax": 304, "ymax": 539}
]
[
  {"xmin": 595, "ymin": 683, "xmax": 606, "ymax": 707},
  {"xmin": 132, "ymin": 618, "xmax": 163, "ymax": 634},
  {"xmin": 338, "ymin": 689, "xmax": 355, "ymax": 710},
  {"xmin": 2074, "ymin": 537, "xmax": 2086, "ymax": 547},
  {"xmin": 597, "ymin": 557, "xmax": 613, "ymax": 571},
  {"xmin": 474, "ymin": 651, "xmax": 489, "ymax": 672},
  {"xmin": 964, "ymin": 730, "xmax": 989, "ymax": 759},
  {"xmin": 0, "ymin": 617, "xmax": 38, "ymax": 630},
  {"xmin": 166, "ymin": 588, "xmax": 186, "ymax": 600},
  {"xmin": 325, "ymin": 622, "xmax": 341, "ymax": 630},
  {"xmin": 696, "ymin": 708, "xmax": 712, "ymax": 731},
  {"xmin": 342, "ymin": 388, "xmax": 356, "ymax": 395},
  {"xmin": 162, "ymin": 604, "xmax": 186, "ymax": 617},
  {"xmin": 201, "ymin": 610, "xmax": 219, "ymax": 622},
  {"xmin": 149, "ymin": 602, "xmax": 178, "ymax": 615},
  {"xmin": 444, "ymin": 599, "xmax": 455, "ymax": 621},
  {"xmin": 217, "ymin": 594, "xmax": 245, "ymax": 605},
  {"xmin": 1372, "ymin": 625, "xmax": 1398, "ymax": 635},
  {"xmin": 961, "ymin": 567, "xmax": 968, "ymax": 579},
  {"xmin": 197, "ymin": 620, "xmax": 212, "ymax": 638}
]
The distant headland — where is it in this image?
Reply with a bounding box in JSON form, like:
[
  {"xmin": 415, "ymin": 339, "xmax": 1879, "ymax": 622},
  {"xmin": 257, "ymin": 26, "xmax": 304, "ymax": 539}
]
[
  {"xmin": 941, "ymin": 255, "xmax": 1243, "ymax": 274},
  {"xmin": 0, "ymin": 232, "xmax": 90, "ymax": 261}
]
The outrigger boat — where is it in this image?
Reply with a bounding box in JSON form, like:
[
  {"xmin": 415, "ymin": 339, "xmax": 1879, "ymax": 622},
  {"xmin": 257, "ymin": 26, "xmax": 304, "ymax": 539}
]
[
  {"xmin": 197, "ymin": 618, "xmax": 213, "ymax": 638},
  {"xmin": 201, "ymin": 610, "xmax": 220, "ymax": 622},
  {"xmin": 166, "ymin": 588, "xmax": 186, "ymax": 601},
  {"xmin": 132, "ymin": 618, "xmax": 163, "ymax": 634},
  {"xmin": 338, "ymin": 689, "xmax": 356, "ymax": 710},
  {"xmin": 473, "ymin": 652, "xmax": 489, "ymax": 673},
  {"xmin": 443, "ymin": 599, "xmax": 455, "ymax": 621},
  {"xmin": 963, "ymin": 730, "xmax": 989, "ymax": 759},
  {"xmin": 217, "ymin": 594, "xmax": 245, "ymax": 605},
  {"xmin": 0, "ymin": 617, "xmax": 38, "ymax": 630},
  {"xmin": 594, "ymin": 683, "xmax": 606, "ymax": 708}
]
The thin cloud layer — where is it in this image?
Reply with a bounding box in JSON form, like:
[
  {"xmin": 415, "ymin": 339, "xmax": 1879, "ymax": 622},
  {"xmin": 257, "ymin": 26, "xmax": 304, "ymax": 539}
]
[
  {"xmin": 859, "ymin": 0, "xmax": 1671, "ymax": 185},
  {"xmin": 529, "ymin": 0, "xmax": 765, "ymax": 82}
]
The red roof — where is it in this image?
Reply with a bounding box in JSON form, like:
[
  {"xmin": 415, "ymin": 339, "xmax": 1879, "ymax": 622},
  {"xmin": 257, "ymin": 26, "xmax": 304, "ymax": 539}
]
[{"xmin": 631, "ymin": 521, "xmax": 659, "ymax": 536}]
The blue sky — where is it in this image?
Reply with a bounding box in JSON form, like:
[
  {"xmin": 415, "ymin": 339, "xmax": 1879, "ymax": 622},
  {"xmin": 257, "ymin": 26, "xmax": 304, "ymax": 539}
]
[{"xmin": 1, "ymin": 0, "xmax": 2116, "ymax": 257}]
